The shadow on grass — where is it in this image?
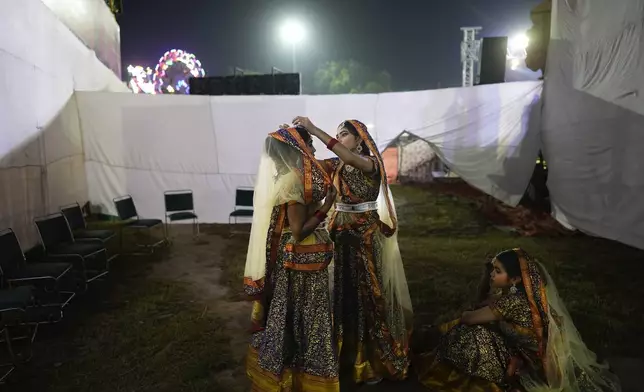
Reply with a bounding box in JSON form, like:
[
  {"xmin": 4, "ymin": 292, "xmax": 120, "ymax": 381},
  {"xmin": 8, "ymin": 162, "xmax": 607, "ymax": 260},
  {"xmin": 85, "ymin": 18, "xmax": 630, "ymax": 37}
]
[
  {"xmin": 202, "ymin": 224, "xmax": 250, "ymax": 302},
  {"xmin": 9, "ymin": 251, "xmax": 243, "ymax": 392},
  {"xmin": 218, "ymin": 184, "xmax": 644, "ymax": 361}
]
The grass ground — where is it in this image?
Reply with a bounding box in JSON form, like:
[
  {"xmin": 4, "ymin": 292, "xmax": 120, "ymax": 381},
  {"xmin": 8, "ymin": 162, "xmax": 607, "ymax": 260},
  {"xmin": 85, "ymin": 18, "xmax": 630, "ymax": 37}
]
[
  {"xmin": 221, "ymin": 184, "xmax": 644, "ymax": 360},
  {"xmin": 9, "ymin": 236, "xmax": 246, "ymax": 392},
  {"xmin": 395, "ymin": 185, "xmax": 644, "ymax": 358},
  {"xmin": 8, "ymin": 183, "xmax": 644, "ymax": 391}
]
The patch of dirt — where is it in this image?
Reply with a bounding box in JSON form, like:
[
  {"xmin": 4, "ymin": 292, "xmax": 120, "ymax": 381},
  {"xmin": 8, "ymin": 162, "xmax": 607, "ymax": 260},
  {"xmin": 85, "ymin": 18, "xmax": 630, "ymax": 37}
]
[
  {"xmin": 427, "ymin": 180, "xmax": 571, "ymax": 237},
  {"xmin": 152, "ymin": 226, "xmax": 251, "ymax": 383}
]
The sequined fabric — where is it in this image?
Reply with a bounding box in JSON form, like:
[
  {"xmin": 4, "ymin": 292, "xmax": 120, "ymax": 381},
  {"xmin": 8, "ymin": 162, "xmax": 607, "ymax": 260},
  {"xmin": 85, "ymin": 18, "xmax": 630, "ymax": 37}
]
[
  {"xmin": 416, "ymin": 350, "xmax": 505, "ymax": 392},
  {"xmin": 420, "ymin": 250, "xmax": 622, "ymax": 392},
  {"xmin": 442, "ymin": 294, "xmax": 536, "ymax": 384},
  {"xmin": 419, "ymin": 293, "xmax": 539, "ymax": 391},
  {"xmin": 245, "ymin": 127, "xmax": 338, "ymax": 391},
  {"xmin": 247, "ymin": 230, "xmax": 339, "ymax": 391},
  {"xmin": 437, "ymin": 323, "xmax": 511, "ymax": 384},
  {"xmin": 325, "ymin": 158, "xmax": 380, "ymax": 204},
  {"xmin": 324, "ymin": 157, "xmax": 410, "ymax": 383}
]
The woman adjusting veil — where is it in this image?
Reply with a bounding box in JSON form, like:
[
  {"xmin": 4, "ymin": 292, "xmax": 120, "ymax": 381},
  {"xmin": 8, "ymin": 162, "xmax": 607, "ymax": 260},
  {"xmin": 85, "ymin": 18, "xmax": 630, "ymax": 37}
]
[{"xmin": 291, "ymin": 117, "xmax": 413, "ymax": 386}]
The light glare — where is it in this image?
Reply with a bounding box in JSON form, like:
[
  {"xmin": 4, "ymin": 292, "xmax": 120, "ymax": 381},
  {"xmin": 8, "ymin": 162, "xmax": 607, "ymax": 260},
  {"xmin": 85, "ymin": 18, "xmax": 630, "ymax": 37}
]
[
  {"xmin": 280, "ymin": 20, "xmax": 306, "ymax": 44},
  {"xmin": 506, "ymin": 33, "xmax": 529, "ymax": 70},
  {"xmin": 508, "ymin": 34, "xmax": 529, "ymax": 52}
]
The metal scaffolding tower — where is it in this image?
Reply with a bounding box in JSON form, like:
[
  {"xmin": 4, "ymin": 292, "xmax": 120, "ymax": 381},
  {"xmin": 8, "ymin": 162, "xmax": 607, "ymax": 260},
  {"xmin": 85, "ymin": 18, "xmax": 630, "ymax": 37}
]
[{"xmin": 460, "ymin": 27, "xmax": 482, "ymax": 87}]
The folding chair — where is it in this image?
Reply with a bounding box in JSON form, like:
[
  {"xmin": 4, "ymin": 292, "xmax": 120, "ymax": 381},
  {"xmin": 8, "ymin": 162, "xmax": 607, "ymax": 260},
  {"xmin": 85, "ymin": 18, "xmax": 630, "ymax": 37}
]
[
  {"xmin": 228, "ymin": 188, "xmax": 254, "ymax": 235},
  {"xmin": 34, "ymin": 213, "xmax": 109, "ymax": 291},
  {"xmin": 60, "ymin": 202, "xmax": 118, "ymax": 262},
  {"xmin": 0, "ymin": 286, "xmax": 37, "ymax": 384},
  {"xmin": 164, "ymin": 190, "xmax": 199, "ymax": 238},
  {"xmin": 0, "ymin": 229, "xmax": 75, "ymax": 322},
  {"xmin": 113, "ymin": 195, "xmax": 168, "ymax": 254}
]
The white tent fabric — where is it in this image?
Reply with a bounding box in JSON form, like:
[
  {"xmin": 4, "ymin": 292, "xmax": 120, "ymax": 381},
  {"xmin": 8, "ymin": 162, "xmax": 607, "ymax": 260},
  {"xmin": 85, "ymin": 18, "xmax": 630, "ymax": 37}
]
[
  {"xmin": 77, "ymin": 81, "xmax": 542, "ymax": 223},
  {"xmin": 3, "ymin": 0, "xmax": 643, "ymax": 254},
  {"xmin": 542, "ymin": 0, "xmax": 644, "ymax": 249},
  {"xmin": 0, "ymin": 0, "xmax": 127, "ymax": 246},
  {"xmin": 0, "ymin": 1, "xmax": 542, "ymax": 246},
  {"xmin": 40, "ymin": 0, "xmax": 122, "ymax": 76},
  {"xmin": 383, "ymin": 82, "xmax": 543, "ymax": 205},
  {"xmin": 398, "ymin": 136, "xmax": 439, "ymax": 183},
  {"xmin": 561, "ymin": 0, "xmax": 644, "ymax": 117}
]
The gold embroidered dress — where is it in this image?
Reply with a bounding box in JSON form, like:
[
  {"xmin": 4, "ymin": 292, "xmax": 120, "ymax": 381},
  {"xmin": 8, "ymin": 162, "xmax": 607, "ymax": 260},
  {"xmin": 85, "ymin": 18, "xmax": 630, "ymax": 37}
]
[
  {"xmin": 244, "ymin": 128, "xmax": 339, "ymax": 392},
  {"xmin": 418, "ymin": 293, "xmax": 538, "ymax": 391},
  {"xmin": 324, "ymin": 120, "xmax": 413, "ymax": 383},
  {"xmin": 418, "ymin": 249, "xmax": 622, "ymax": 392}
]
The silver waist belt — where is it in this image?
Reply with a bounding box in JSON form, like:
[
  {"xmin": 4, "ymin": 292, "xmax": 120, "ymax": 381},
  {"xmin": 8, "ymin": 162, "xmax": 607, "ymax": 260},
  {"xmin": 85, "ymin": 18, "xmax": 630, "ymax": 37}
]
[
  {"xmin": 335, "ymin": 202, "xmax": 378, "ymax": 213},
  {"xmin": 283, "ymin": 222, "xmax": 327, "ymax": 233}
]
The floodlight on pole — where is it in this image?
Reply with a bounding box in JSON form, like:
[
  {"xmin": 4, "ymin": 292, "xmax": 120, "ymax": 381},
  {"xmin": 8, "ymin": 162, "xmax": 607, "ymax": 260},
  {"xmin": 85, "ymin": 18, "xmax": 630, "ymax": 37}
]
[
  {"xmin": 507, "ymin": 33, "xmax": 529, "ymax": 70},
  {"xmin": 280, "ymin": 20, "xmax": 306, "ymax": 73}
]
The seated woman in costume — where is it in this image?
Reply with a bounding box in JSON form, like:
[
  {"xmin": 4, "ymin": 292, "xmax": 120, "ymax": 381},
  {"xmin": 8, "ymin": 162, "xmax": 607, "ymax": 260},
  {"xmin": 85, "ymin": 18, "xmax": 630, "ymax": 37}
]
[
  {"xmin": 244, "ymin": 127, "xmax": 340, "ymax": 392},
  {"xmin": 417, "ymin": 248, "xmax": 621, "ymax": 392}
]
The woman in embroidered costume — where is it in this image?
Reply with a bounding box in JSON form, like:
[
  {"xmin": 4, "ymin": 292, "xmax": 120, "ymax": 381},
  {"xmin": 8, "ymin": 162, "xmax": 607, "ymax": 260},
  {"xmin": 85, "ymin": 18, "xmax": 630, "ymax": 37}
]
[
  {"xmin": 243, "ymin": 127, "xmax": 340, "ymax": 392},
  {"xmin": 287, "ymin": 117, "xmax": 413, "ymax": 386},
  {"xmin": 417, "ymin": 248, "xmax": 621, "ymax": 392}
]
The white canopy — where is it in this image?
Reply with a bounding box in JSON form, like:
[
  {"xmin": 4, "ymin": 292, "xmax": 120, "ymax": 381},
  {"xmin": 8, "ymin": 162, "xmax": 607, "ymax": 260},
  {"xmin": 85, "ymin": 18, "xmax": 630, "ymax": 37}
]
[
  {"xmin": 74, "ymin": 81, "xmax": 541, "ymax": 224},
  {"xmin": 541, "ymin": 0, "xmax": 644, "ymax": 248}
]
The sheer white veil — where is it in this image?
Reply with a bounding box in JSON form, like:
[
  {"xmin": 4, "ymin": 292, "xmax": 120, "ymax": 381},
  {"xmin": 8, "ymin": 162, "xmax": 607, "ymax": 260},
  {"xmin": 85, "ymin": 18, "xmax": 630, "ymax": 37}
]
[
  {"xmin": 244, "ymin": 128, "xmax": 327, "ymax": 297},
  {"xmin": 512, "ymin": 249, "xmax": 622, "ymax": 392},
  {"xmin": 346, "ymin": 120, "xmax": 414, "ymax": 344}
]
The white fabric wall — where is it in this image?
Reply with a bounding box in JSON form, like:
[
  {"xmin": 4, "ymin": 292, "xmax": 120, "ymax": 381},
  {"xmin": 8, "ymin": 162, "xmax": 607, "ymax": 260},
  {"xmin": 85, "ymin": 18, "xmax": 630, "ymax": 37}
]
[
  {"xmin": 40, "ymin": 0, "xmax": 122, "ymax": 76},
  {"xmin": 77, "ymin": 81, "xmax": 542, "ymax": 223},
  {"xmin": 542, "ymin": 0, "xmax": 644, "ymax": 249},
  {"xmin": 562, "ymin": 0, "xmax": 644, "ymax": 117},
  {"xmin": 388, "ymin": 82, "xmax": 543, "ymax": 206},
  {"xmin": 0, "ymin": 0, "xmax": 128, "ymax": 246}
]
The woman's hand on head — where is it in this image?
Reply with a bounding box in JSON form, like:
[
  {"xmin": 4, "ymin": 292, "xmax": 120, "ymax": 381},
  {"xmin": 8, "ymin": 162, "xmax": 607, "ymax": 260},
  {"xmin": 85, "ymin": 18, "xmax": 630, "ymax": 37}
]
[{"xmin": 292, "ymin": 116, "xmax": 316, "ymax": 132}]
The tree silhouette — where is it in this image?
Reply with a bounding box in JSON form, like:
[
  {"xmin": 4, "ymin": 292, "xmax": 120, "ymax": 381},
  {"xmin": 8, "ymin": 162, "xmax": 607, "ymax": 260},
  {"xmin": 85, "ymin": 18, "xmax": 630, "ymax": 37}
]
[{"xmin": 313, "ymin": 60, "xmax": 392, "ymax": 94}]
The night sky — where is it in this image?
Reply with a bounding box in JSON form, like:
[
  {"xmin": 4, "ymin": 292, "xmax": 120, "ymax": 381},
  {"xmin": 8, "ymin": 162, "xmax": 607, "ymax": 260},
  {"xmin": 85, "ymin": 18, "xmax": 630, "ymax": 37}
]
[{"xmin": 117, "ymin": 0, "xmax": 541, "ymax": 92}]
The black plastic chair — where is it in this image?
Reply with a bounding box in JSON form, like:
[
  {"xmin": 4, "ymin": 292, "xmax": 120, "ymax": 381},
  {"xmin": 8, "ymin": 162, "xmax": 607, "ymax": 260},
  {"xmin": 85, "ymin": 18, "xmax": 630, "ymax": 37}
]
[
  {"xmin": 228, "ymin": 188, "xmax": 254, "ymax": 236},
  {"xmin": 0, "ymin": 229, "xmax": 75, "ymax": 321},
  {"xmin": 61, "ymin": 202, "xmax": 116, "ymax": 242},
  {"xmin": 113, "ymin": 195, "xmax": 167, "ymax": 254},
  {"xmin": 0, "ymin": 286, "xmax": 37, "ymax": 384},
  {"xmin": 164, "ymin": 190, "xmax": 199, "ymax": 238},
  {"xmin": 60, "ymin": 203, "xmax": 118, "ymax": 262},
  {"xmin": 229, "ymin": 188, "xmax": 254, "ymax": 224},
  {"xmin": 34, "ymin": 213, "xmax": 109, "ymax": 289}
]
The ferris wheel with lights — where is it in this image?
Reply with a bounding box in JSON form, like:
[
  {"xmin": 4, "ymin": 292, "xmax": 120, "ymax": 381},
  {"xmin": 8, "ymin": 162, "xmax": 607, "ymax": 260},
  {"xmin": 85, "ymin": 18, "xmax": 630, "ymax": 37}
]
[
  {"xmin": 153, "ymin": 49, "xmax": 205, "ymax": 94},
  {"xmin": 126, "ymin": 49, "xmax": 206, "ymax": 95}
]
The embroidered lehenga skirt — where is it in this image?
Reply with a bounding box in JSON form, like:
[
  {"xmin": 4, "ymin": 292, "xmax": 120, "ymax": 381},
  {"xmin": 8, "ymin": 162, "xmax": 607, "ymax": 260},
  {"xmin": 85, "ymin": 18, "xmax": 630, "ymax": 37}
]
[
  {"xmin": 330, "ymin": 211, "xmax": 410, "ymax": 383},
  {"xmin": 247, "ymin": 229, "xmax": 339, "ymax": 392},
  {"xmin": 417, "ymin": 319, "xmax": 510, "ymax": 392}
]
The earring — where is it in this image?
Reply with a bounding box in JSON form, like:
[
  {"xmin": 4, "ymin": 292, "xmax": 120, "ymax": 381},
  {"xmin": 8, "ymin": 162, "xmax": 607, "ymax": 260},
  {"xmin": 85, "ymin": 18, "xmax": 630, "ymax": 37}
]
[
  {"xmin": 509, "ymin": 283, "xmax": 518, "ymax": 294},
  {"xmin": 356, "ymin": 144, "xmax": 363, "ymax": 154}
]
